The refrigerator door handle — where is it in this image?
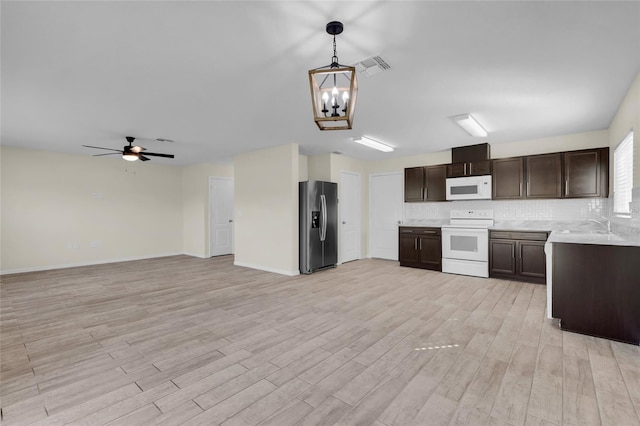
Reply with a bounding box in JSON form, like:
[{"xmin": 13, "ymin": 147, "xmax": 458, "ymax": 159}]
[{"xmin": 320, "ymin": 194, "xmax": 327, "ymax": 241}]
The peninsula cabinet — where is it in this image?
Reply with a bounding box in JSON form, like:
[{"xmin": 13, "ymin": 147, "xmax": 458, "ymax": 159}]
[
  {"xmin": 404, "ymin": 165, "xmax": 447, "ymax": 202},
  {"xmin": 489, "ymin": 230, "xmax": 548, "ymax": 284},
  {"xmin": 492, "ymin": 157, "xmax": 524, "ymax": 199},
  {"xmin": 552, "ymin": 243, "xmax": 639, "ymax": 345},
  {"xmin": 399, "ymin": 227, "xmax": 442, "ymax": 271},
  {"xmin": 564, "ymin": 148, "xmax": 609, "ymax": 198},
  {"xmin": 526, "ymin": 153, "xmax": 562, "ymax": 198}
]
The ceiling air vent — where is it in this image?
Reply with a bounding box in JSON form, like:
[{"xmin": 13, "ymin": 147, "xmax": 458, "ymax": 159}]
[{"xmin": 353, "ymin": 54, "xmax": 391, "ymax": 77}]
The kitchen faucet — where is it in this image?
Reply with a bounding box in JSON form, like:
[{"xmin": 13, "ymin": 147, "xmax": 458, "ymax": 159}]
[{"xmin": 588, "ymin": 216, "xmax": 611, "ymax": 233}]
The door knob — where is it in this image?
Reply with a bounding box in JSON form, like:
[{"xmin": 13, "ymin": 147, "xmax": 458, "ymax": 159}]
[
  {"xmin": 397, "ymin": 220, "xmax": 402, "ymax": 224},
  {"xmin": 229, "ymin": 219, "xmax": 234, "ymax": 223},
  {"xmin": 342, "ymin": 221, "xmax": 347, "ymax": 224}
]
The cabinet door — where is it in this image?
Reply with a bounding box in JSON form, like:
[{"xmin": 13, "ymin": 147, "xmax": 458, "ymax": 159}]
[
  {"xmin": 446, "ymin": 163, "xmax": 466, "ymax": 178},
  {"xmin": 424, "ymin": 165, "xmax": 447, "ymax": 201},
  {"xmin": 419, "ymin": 235, "xmax": 442, "ymax": 270},
  {"xmin": 492, "ymin": 157, "xmax": 524, "ymax": 199},
  {"xmin": 489, "ymin": 239, "xmax": 517, "ymax": 276},
  {"xmin": 564, "ymin": 149, "xmax": 608, "ymax": 198},
  {"xmin": 518, "ymin": 241, "xmax": 546, "ymax": 280},
  {"xmin": 399, "ymin": 235, "xmax": 419, "ymax": 263},
  {"xmin": 526, "ymin": 153, "xmax": 562, "ymax": 198},
  {"xmin": 468, "ymin": 160, "xmax": 491, "ymax": 176},
  {"xmin": 404, "ymin": 167, "xmax": 425, "ymax": 202}
]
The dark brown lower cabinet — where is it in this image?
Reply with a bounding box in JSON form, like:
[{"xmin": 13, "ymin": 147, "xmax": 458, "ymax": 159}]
[
  {"xmin": 399, "ymin": 227, "xmax": 441, "ymax": 271},
  {"xmin": 489, "ymin": 231, "xmax": 548, "ymax": 284},
  {"xmin": 552, "ymin": 243, "xmax": 640, "ymax": 345}
]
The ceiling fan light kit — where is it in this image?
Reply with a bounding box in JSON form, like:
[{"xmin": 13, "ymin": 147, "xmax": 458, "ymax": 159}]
[
  {"xmin": 83, "ymin": 136, "xmax": 175, "ymax": 162},
  {"xmin": 454, "ymin": 114, "xmax": 488, "ymax": 137},
  {"xmin": 353, "ymin": 136, "xmax": 394, "ymax": 152},
  {"xmin": 309, "ymin": 21, "xmax": 358, "ymax": 131}
]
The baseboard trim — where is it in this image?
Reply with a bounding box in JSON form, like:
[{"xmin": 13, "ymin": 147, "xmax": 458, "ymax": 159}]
[
  {"xmin": 1, "ymin": 252, "xmax": 185, "ymax": 276},
  {"xmin": 233, "ymin": 261, "xmax": 299, "ymax": 277},
  {"xmin": 183, "ymin": 252, "xmax": 208, "ymax": 259}
]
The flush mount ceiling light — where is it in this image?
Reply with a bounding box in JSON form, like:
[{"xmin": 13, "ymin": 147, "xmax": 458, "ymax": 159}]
[
  {"xmin": 308, "ymin": 21, "xmax": 358, "ymax": 131},
  {"xmin": 454, "ymin": 114, "xmax": 488, "ymax": 137},
  {"xmin": 353, "ymin": 136, "xmax": 394, "ymax": 152}
]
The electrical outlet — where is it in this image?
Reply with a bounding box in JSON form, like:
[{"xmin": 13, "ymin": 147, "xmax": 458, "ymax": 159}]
[
  {"xmin": 66, "ymin": 242, "xmax": 80, "ymax": 249},
  {"xmin": 89, "ymin": 240, "xmax": 102, "ymax": 248}
]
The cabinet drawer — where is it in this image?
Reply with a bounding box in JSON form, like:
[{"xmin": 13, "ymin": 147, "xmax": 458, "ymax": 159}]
[
  {"xmin": 490, "ymin": 231, "xmax": 548, "ymax": 241},
  {"xmin": 400, "ymin": 227, "xmax": 441, "ymax": 235}
]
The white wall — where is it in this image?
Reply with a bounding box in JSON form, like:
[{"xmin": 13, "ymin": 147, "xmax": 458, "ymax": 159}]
[
  {"xmin": 299, "ymin": 154, "xmax": 308, "ymax": 182},
  {"xmin": 182, "ymin": 162, "xmax": 233, "ymax": 258},
  {"xmin": 1, "ymin": 147, "xmax": 183, "ymax": 273},
  {"xmin": 233, "ymin": 144, "xmax": 299, "ymax": 275},
  {"xmin": 491, "ymin": 130, "xmax": 609, "ymax": 159},
  {"xmin": 609, "ymin": 72, "xmax": 639, "ymax": 187}
]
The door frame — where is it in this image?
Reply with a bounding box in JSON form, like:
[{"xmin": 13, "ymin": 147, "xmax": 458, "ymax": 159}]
[
  {"xmin": 339, "ymin": 170, "xmax": 361, "ymax": 264},
  {"xmin": 208, "ymin": 176, "xmax": 234, "ymax": 257},
  {"xmin": 368, "ymin": 171, "xmax": 404, "ymax": 259}
]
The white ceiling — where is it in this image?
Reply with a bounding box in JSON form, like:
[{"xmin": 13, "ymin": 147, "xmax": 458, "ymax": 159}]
[{"xmin": 2, "ymin": 1, "xmax": 639, "ymax": 166}]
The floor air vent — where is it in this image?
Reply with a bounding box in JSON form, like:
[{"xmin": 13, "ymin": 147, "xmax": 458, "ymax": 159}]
[{"xmin": 353, "ymin": 54, "xmax": 391, "ymax": 77}]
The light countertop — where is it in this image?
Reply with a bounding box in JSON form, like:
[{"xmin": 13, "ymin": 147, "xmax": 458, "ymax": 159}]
[{"xmin": 401, "ymin": 219, "xmax": 640, "ymax": 247}]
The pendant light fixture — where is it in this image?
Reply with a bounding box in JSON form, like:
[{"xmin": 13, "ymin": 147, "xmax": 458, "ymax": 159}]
[{"xmin": 308, "ymin": 21, "xmax": 358, "ymax": 130}]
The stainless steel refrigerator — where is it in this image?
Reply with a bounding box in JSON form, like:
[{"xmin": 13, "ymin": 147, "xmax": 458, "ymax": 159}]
[{"xmin": 299, "ymin": 180, "xmax": 338, "ymax": 274}]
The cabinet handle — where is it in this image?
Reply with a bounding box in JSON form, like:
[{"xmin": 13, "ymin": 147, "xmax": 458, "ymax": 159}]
[
  {"xmin": 464, "ymin": 163, "xmax": 467, "ymax": 175},
  {"xmin": 525, "ymin": 181, "xmax": 528, "ymax": 196},
  {"xmin": 419, "ymin": 239, "xmax": 422, "ymax": 250},
  {"xmin": 565, "ymin": 179, "xmax": 569, "ymax": 195},
  {"xmin": 422, "ymin": 230, "xmax": 436, "ymax": 234},
  {"xmin": 424, "ymin": 188, "xmax": 428, "ymax": 199},
  {"xmin": 415, "ymin": 238, "xmax": 418, "ymax": 250}
]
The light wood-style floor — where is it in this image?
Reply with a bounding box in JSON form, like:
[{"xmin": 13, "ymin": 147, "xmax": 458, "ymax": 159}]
[{"xmin": 1, "ymin": 256, "xmax": 639, "ymax": 426}]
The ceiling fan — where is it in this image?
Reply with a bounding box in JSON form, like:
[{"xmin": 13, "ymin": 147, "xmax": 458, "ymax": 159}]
[{"xmin": 83, "ymin": 136, "xmax": 175, "ymax": 162}]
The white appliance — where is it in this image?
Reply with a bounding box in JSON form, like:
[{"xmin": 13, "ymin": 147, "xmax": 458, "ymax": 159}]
[
  {"xmin": 446, "ymin": 175, "xmax": 492, "ymax": 201},
  {"xmin": 441, "ymin": 209, "xmax": 494, "ymax": 278}
]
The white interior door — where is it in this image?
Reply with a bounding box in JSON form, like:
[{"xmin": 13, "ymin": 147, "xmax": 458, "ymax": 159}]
[
  {"xmin": 369, "ymin": 172, "xmax": 403, "ymax": 260},
  {"xmin": 209, "ymin": 177, "xmax": 234, "ymax": 257},
  {"xmin": 340, "ymin": 171, "xmax": 361, "ymax": 263}
]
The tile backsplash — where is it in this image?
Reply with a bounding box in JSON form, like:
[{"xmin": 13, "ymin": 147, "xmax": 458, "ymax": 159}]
[
  {"xmin": 405, "ymin": 187, "xmax": 640, "ymax": 239},
  {"xmin": 404, "ymin": 198, "xmax": 608, "ymax": 221}
]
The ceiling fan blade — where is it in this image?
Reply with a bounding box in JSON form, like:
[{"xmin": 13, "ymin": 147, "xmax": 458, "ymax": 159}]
[
  {"xmin": 93, "ymin": 153, "xmax": 121, "ymax": 157},
  {"xmin": 139, "ymin": 155, "xmax": 150, "ymax": 161},
  {"xmin": 83, "ymin": 145, "xmax": 122, "ymax": 152},
  {"xmin": 142, "ymin": 152, "xmax": 174, "ymax": 158}
]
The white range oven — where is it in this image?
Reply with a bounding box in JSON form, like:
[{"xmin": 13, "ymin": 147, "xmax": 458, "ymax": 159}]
[{"xmin": 441, "ymin": 209, "xmax": 494, "ymax": 278}]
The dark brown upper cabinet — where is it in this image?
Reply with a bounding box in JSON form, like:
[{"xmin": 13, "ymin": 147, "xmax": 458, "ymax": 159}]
[
  {"xmin": 424, "ymin": 165, "xmax": 447, "ymax": 201},
  {"xmin": 404, "ymin": 165, "xmax": 447, "ymax": 202},
  {"xmin": 404, "ymin": 167, "xmax": 425, "ymax": 202},
  {"xmin": 448, "ymin": 143, "xmax": 491, "ymax": 178},
  {"xmin": 564, "ymin": 148, "xmax": 609, "ymax": 198},
  {"xmin": 446, "ymin": 160, "xmax": 491, "ymax": 178},
  {"xmin": 492, "ymin": 157, "xmax": 524, "ymax": 199},
  {"xmin": 526, "ymin": 153, "xmax": 562, "ymax": 198}
]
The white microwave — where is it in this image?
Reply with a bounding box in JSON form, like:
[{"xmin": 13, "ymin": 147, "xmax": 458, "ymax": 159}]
[{"xmin": 446, "ymin": 175, "xmax": 492, "ymax": 200}]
